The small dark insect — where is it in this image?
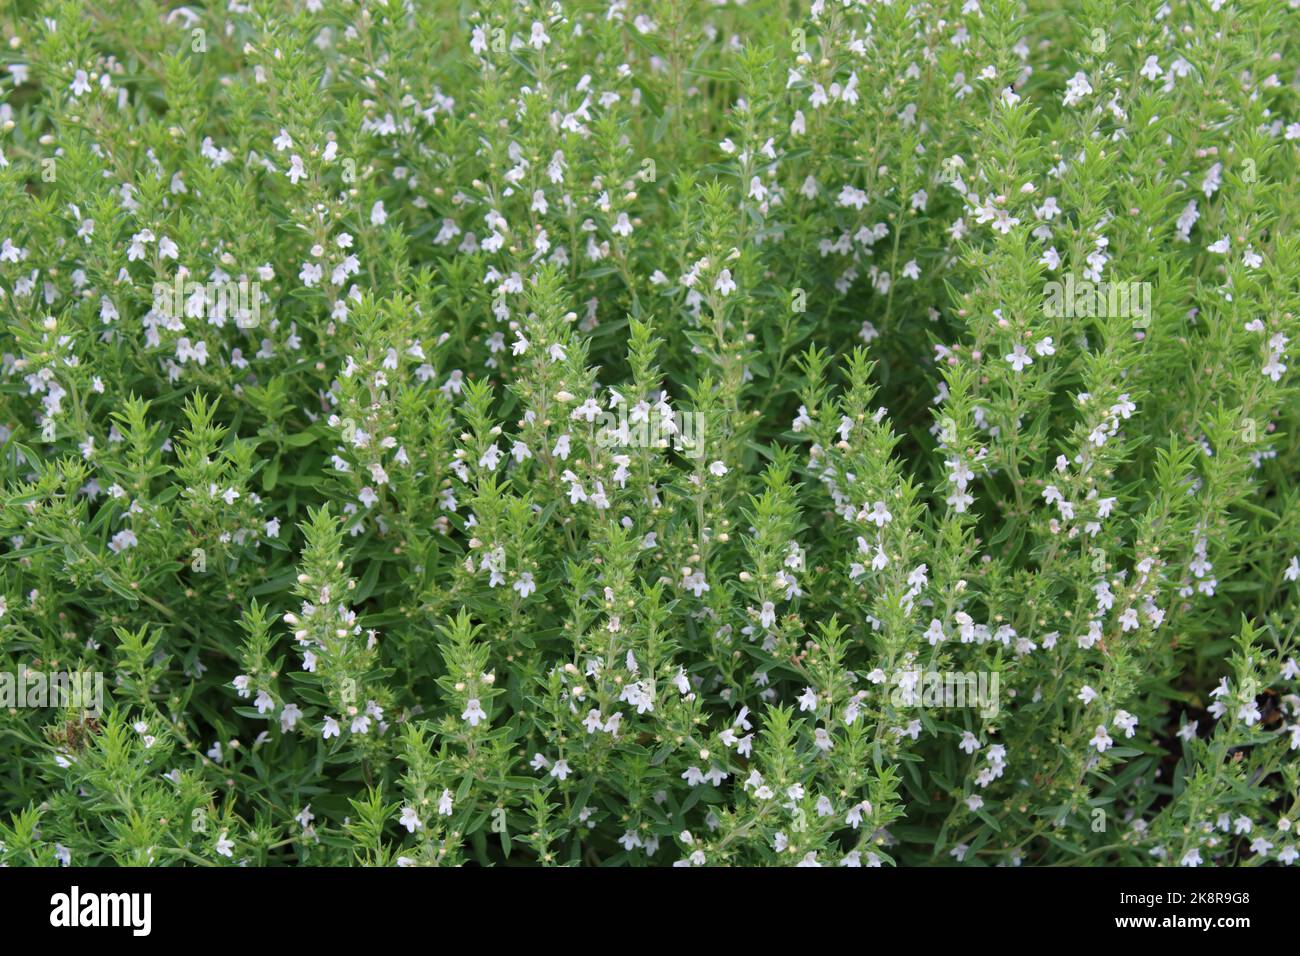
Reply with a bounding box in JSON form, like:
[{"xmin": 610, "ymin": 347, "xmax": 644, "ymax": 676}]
[{"xmin": 1256, "ymin": 689, "xmax": 1284, "ymax": 728}]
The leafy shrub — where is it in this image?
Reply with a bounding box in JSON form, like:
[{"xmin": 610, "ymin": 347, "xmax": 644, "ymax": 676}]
[{"xmin": 0, "ymin": 0, "xmax": 1297, "ymax": 867}]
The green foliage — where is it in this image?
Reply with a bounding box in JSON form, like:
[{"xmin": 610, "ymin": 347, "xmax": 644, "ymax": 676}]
[{"xmin": 0, "ymin": 0, "xmax": 1297, "ymax": 867}]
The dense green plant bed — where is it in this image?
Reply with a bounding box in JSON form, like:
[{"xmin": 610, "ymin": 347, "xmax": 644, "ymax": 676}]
[{"xmin": 0, "ymin": 0, "xmax": 1297, "ymax": 867}]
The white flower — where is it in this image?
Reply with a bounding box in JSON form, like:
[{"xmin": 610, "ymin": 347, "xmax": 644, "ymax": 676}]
[
  {"xmin": 279, "ymin": 703, "xmax": 303, "ymax": 732},
  {"xmin": 863, "ymin": 501, "xmax": 892, "ymax": 527},
  {"xmin": 462, "ymin": 698, "xmax": 487, "ymax": 726},
  {"xmin": 109, "ymin": 529, "xmax": 139, "ymax": 554},
  {"xmin": 924, "ymin": 619, "xmax": 946, "ymax": 645},
  {"xmin": 127, "ymin": 229, "xmax": 154, "ymax": 261},
  {"xmin": 399, "ymin": 806, "xmax": 423, "ymax": 832},
  {"xmin": 1063, "ymin": 71, "xmax": 1093, "ymax": 106},
  {"xmin": 70, "ymin": 69, "xmax": 92, "ymax": 98},
  {"xmin": 1090, "ymin": 725, "xmax": 1113, "ymax": 753},
  {"xmin": 1284, "ymin": 557, "xmax": 1300, "ymax": 582},
  {"xmin": 1005, "ymin": 343, "xmax": 1034, "ymax": 372}
]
